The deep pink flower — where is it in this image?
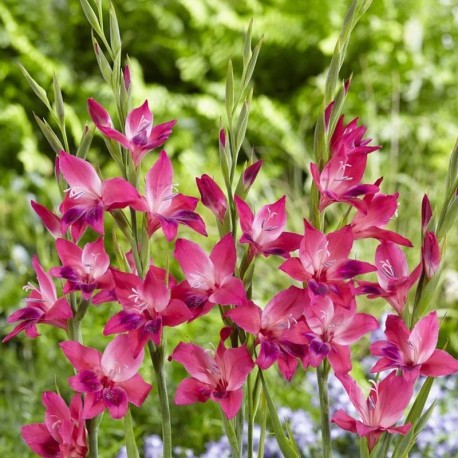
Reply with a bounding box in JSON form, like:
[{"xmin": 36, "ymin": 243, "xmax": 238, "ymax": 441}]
[
  {"xmin": 174, "ymin": 234, "xmax": 246, "ymax": 314},
  {"xmin": 170, "ymin": 339, "xmax": 254, "ymax": 419},
  {"xmin": 60, "ymin": 335, "xmax": 152, "ymax": 419},
  {"xmin": 241, "ymin": 160, "xmax": 263, "ymax": 194},
  {"xmin": 88, "ymin": 98, "xmax": 176, "ymax": 167},
  {"xmin": 21, "ymin": 392, "xmax": 87, "ymax": 458},
  {"xmin": 235, "ymin": 195, "xmax": 301, "ymax": 259},
  {"xmin": 421, "ymin": 194, "xmax": 433, "ymax": 233},
  {"xmin": 357, "ymin": 241, "xmax": 421, "ymax": 315},
  {"xmin": 3, "ymin": 256, "xmax": 72, "ymax": 342},
  {"xmin": 104, "ymin": 265, "xmax": 192, "ymax": 356},
  {"xmin": 58, "ymin": 151, "xmax": 143, "ymax": 241},
  {"xmin": 196, "ymin": 174, "xmax": 227, "ymax": 222},
  {"xmin": 138, "ymin": 150, "xmax": 207, "ymax": 240},
  {"xmin": 370, "ymin": 312, "xmax": 458, "ymax": 381},
  {"xmin": 331, "ymin": 371, "xmax": 414, "ymax": 451},
  {"xmin": 310, "ymin": 117, "xmax": 380, "ymax": 212},
  {"xmin": 227, "ymin": 286, "xmax": 309, "ymax": 381},
  {"xmin": 50, "ymin": 238, "xmax": 114, "ymax": 302},
  {"xmin": 302, "ymin": 292, "xmax": 378, "ymax": 374},
  {"xmin": 350, "ymin": 183, "xmax": 412, "ymax": 247},
  {"xmin": 280, "ymin": 221, "xmax": 375, "ymax": 288}
]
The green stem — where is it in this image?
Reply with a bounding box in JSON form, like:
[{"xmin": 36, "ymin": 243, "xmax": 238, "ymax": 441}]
[
  {"xmin": 69, "ymin": 299, "xmax": 91, "ymax": 343},
  {"xmin": 221, "ymin": 412, "xmax": 241, "ymax": 458},
  {"xmin": 317, "ymin": 361, "xmax": 332, "ymax": 458},
  {"xmin": 148, "ymin": 342, "xmax": 172, "ymax": 458},
  {"xmin": 257, "ymin": 394, "xmax": 267, "ymax": 458},
  {"xmin": 87, "ymin": 416, "xmax": 99, "ymax": 458},
  {"xmin": 247, "ymin": 372, "xmax": 254, "ymax": 458}
]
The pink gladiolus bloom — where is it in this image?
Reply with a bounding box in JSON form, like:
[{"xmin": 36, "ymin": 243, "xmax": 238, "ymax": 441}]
[
  {"xmin": 331, "ymin": 371, "xmax": 414, "ymax": 451},
  {"xmin": 174, "ymin": 234, "xmax": 246, "ymax": 312},
  {"xmin": 88, "ymin": 98, "xmax": 176, "ymax": 167},
  {"xmin": 235, "ymin": 195, "xmax": 301, "ymax": 259},
  {"xmin": 21, "ymin": 392, "xmax": 87, "ymax": 458},
  {"xmin": 31, "ymin": 201, "xmax": 63, "ymax": 239},
  {"xmin": 357, "ymin": 241, "xmax": 421, "ymax": 315},
  {"xmin": 58, "ymin": 151, "xmax": 143, "ymax": 241},
  {"xmin": 280, "ymin": 221, "xmax": 376, "ymax": 288},
  {"xmin": 60, "ymin": 335, "xmax": 152, "ymax": 419},
  {"xmin": 302, "ymin": 293, "xmax": 378, "ymax": 374},
  {"xmin": 370, "ymin": 312, "xmax": 458, "ymax": 381},
  {"xmin": 138, "ymin": 150, "xmax": 207, "ymax": 240},
  {"xmin": 3, "ymin": 256, "xmax": 72, "ymax": 342},
  {"xmin": 196, "ymin": 174, "xmax": 227, "ymax": 222},
  {"xmin": 227, "ymin": 286, "xmax": 309, "ymax": 381},
  {"xmin": 350, "ymin": 183, "xmax": 412, "ymax": 247},
  {"xmin": 170, "ymin": 339, "xmax": 254, "ymax": 419},
  {"xmin": 422, "ymin": 231, "xmax": 441, "ymax": 279},
  {"xmin": 310, "ymin": 117, "xmax": 380, "ymax": 212},
  {"xmin": 50, "ymin": 238, "xmax": 114, "ymax": 302},
  {"xmin": 104, "ymin": 265, "xmax": 192, "ymax": 356}
]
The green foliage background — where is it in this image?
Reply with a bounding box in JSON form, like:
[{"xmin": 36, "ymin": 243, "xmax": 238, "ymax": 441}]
[{"xmin": 0, "ymin": 0, "xmax": 457, "ymax": 456}]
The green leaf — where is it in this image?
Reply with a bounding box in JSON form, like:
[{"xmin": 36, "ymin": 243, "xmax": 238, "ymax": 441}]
[
  {"xmin": 80, "ymin": 0, "xmax": 102, "ymax": 35},
  {"xmin": 19, "ymin": 64, "xmax": 51, "ymax": 111},
  {"xmin": 359, "ymin": 437, "xmax": 370, "ymax": 458},
  {"xmin": 242, "ymin": 37, "xmax": 263, "ymax": 92},
  {"xmin": 33, "ymin": 114, "xmax": 64, "ymax": 154},
  {"xmin": 235, "ymin": 101, "xmax": 249, "ymax": 157},
  {"xmin": 52, "ymin": 73, "xmax": 65, "ymax": 127},
  {"xmin": 124, "ymin": 407, "xmax": 140, "ymax": 458},
  {"xmin": 225, "ymin": 60, "xmax": 234, "ymax": 123},
  {"xmin": 243, "ymin": 19, "xmax": 253, "ymax": 68},
  {"xmin": 405, "ymin": 377, "xmax": 434, "ymax": 425},
  {"xmin": 92, "ymin": 34, "xmax": 112, "ymax": 85},
  {"xmin": 109, "ymin": 2, "xmax": 122, "ymax": 55}
]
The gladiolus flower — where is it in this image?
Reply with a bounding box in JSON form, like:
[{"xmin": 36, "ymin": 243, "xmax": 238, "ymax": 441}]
[
  {"xmin": 331, "ymin": 371, "xmax": 414, "ymax": 451},
  {"xmin": 60, "ymin": 335, "xmax": 152, "ymax": 419},
  {"xmin": 196, "ymin": 174, "xmax": 227, "ymax": 222},
  {"xmin": 235, "ymin": 195, "xmax": 301, "ymax": 259},
  {"xmin": 422, "ymin": 231, "xmax": 441, "ymax": 279},
  {"xmin": 3, "ymin": 256, "xmax": 72, "ymax": 342},
  {"xmin": 370, "ymin": 312, "xmax": 458, "ymax": 381},
  {"xmin": 21, "ymin": 392, "xmax": 87, "ymax": 458},
  {"xmin": 170, "ymin": 338, "xmax": 254, "ymax": 419},
  {"xmin": 88, "ymin": 98, "xmax": 176, "ymax": 167}
]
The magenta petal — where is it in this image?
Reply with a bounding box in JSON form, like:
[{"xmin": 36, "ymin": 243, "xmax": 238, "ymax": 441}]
[
  {"xmin": 104, "ymin": 311, "xmax": 144, "ymax": 335},
  {"xmin": 331, "ymin": 410, "xmax": 358, "ymax": 434},
  {"xmin": 126, "ymin": 100, "xmax": 152, "ymax": 138},
  {"xmin": 420, "ymin": 349, "xmax": 458, "ymax": 377},
  {"xmin": 118, "ymin": 373, "xmax": 152, "ymax": 407},
  {"xmin": 69, "ymin": 370, "xmax": 103, "ymax": 393},
  {"xmin": 60, "ymin": 341, "xmax": 102, "ymax": 372},
  {"xmin": 279, "ymin": 257, "xmax": 309, "ymax": 281},
  {"xmin": 59, "ymin": 150, "xmax": 102, "ymax": 197},
  {"xmin": 98, "ymin": 125, "xmax": 130, "ymax": 149},
  {"xmin": 210, "ymin": 276, "xmax": 246, "ymax": 306},
  {"xmin": 277, "ymin": 353, "xmax": 299, "ymax": 381},
  {"xmin": 21, "ymin": 423, "xmax": 59, "ymax": 457},
  {"xmin": 210, "ymin": 234, "xmax": 236, "ymax": 282},
  {"xmin": 102, "ymin": 178, "xmax": 142, "ymax": 210},
  {"xmin": 234, "ymin": 196, "xmax": 254, "ymax": 235},
  {"xmin": 213, "ymin": 388, "xmax": 243, "ymax": 420},
  {"xmin": 174, "ymin": 378, "xmax": 212, "ymax": 405},
  {"xmin": 104, "ymin": 386, "xmax": 128, "ymax": 419},
  {"xmin": 256, "ymin": 341, "xmax": 280, "ymax": 370},
  {"xmin": 170, "ymin": 342, "xmax": 214, "ymax": 385},
  {"xmin": 334, "ymin": 313, "xmax": 379, "ymax": 345},
  {"xmin": 88, "ymin": 98, "xmax": 113, "ymax": 128},
  {"xmin": 31, "ymin": 201, "xmax": 62, "ymax": 238},
  {"xmin": 328, "ymin": 343, "xmax": 352, "ymax": 374},
  {"xmin": 226, "ymin": 302, "xmax": 262, "ymax": 335},
  {"xmin": 161, "ymin": 299, "xmax": 193, "ymax": 327},
  {"xmin": 82, "ymin": 391, "xmax": 106, "ymax": 419},
  {"xmin": 222, "ymin": 346, "xmax": 254, "ymax": 391}
]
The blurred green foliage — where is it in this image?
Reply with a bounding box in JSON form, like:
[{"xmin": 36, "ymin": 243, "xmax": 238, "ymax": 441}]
[{"xmin": 1, "ymin": 0, "xmax": 457, "ymax": 456}]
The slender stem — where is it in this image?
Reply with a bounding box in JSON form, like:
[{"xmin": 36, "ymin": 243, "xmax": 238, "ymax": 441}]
[
  {"xmin": 317, "ymin": 361, "xmax": 332, "ymax": 458},
  {"xmin": 70, "ymin": 299, "xmax": 91, "ymax": 343},
  {"xmin": 87, "ymin": 416, "xmax": 99, "ymax": 458},
  {"xmin": 247, "ymin": 371, "xmax": 255, "ymax": 458},
  {"xmin": 257, "ymin": 394, "xmax": 267, "ymax": 458},
  {"xmin": 148, "ymin": 342, "xmax": 172, "ymax": 458},
  {"xmin": 221, "ymin": 412, "xmax": 241, "ymax": 458}
]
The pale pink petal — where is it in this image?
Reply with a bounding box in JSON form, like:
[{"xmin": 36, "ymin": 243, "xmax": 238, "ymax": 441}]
[
  {"xmin": 334, "ymin": 313, "xmax": 379, "ymax": 345},
  {"xmin": 413, "ymin": 311, "xmax": 439, "ymax": 363},
  {"xmin": 145, "ymin": 150, "xmax": 173, "ymax": 211},
  {"xmin": 174, "ymin": 238, "xmax": 214, "ymax": 289},
  {"xmin": 125, "ymin": 100, "xmax": 152, "ymax": 139},
  {"xmin": 101, "ymin": 335, "xmax": 144, "ymax": 382}
]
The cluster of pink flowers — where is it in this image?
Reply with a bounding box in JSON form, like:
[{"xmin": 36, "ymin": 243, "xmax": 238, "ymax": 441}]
[{"xmin": 4, "ymin": 83, "xmax": 458, "ymax": 457}]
